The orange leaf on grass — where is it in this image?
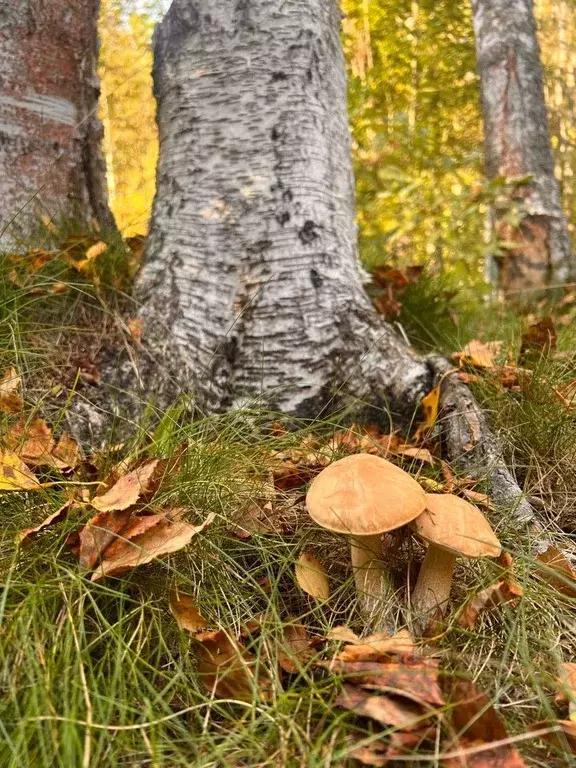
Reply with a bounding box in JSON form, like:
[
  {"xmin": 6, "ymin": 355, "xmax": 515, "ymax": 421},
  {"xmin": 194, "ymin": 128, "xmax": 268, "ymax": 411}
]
[
  {"xmin": 91, "ymin": 459, "xmax": 162, "ymax": 512},
  {"xmin": 169, "ymin": 590, "xmax": 210, "ymax": 633},
  {"xmin": 336, "ymin": 683, "xmax": 428, "ymax": 730},
  {"xmin": 91, "ymin": 512, "xmax": 215, "ymax": 580},
  {"xmin": 17, "ymin": 500, "xmax": 74, "ymax": 544},
  {"xmin": 458, "ymin": 580, "xmax": 524, "ymax": 629},
  {"xmin": 329, "ymin": 627, "xmax": 415, "ymax": 662},
  {"xmin": 535, "ymin": 546, "xmax": 576, "ymax": 598},
  {"xmin": 453, "ymin": 340, "xmax": 502, "ymax": 369}
]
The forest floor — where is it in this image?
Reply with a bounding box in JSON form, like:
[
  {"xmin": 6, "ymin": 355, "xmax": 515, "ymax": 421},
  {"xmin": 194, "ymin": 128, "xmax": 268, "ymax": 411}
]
[{"xmin": 1, "ymin": 230, "xmax": 576, "ymax": 767}]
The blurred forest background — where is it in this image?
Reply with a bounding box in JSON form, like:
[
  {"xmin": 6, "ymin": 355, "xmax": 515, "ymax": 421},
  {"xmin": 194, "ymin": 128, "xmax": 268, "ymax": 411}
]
[{"xmin": 98, "ymin": 0, "xmax": 576, "ymax": 292}]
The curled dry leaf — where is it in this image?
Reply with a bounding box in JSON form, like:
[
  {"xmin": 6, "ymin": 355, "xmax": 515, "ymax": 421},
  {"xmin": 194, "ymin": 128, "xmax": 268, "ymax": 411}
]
[
  {"xmin": 193, "ymin": 628, "xmax": 271, "ymax": 701},
  {"xmin": 295, "ymin": 551, "xmax": 330, "ymax": 600},
  {"xmin": 443, "ymin": 679, "xmax": 526, "ymax": 767},
  {"xmin": 169, "ymin": 590, "xmax": 210, "ymax": 632},
  {"xmin": 79, "ymin": 509, "xmax": 166, "ymax": 569},
  {"xmin": 91, "ymin": 459, "xmax": 162, "ymax": 512},
  {"xmin": 349, "ymin": 732, "xmax": 425, "ymax": 767},
  {"xmin": 0, "ymin": 367, "xmax": 24, "ymax": 413},
  {"xmin": 17, "ymin": 500, "xmax": 74, "ymax": 544},
  {"xmin": 336, "ymin": 683, "xmax": 427, "ymax": 730},
  {"xmin": 458, "ymin": 580, "xmax": 524, "ymax": 630},
  {"xmin": 556, "ymin": 662, "xmax": 576, "ymax": 720},
  {"xmin": 453, "ymin": 339, "xmax": 503, "ymax": 369},
  {"xmin": 530, "ymin": 720, "xmax": 576, "ymax": 753},
  {"xmin": 0, "ymin": 450, "xmax": 41, "ymax": 491},
  {"xmin": 330, "ymin": 627, "xmax": 415, "ymax": 662},
  {"xmin": 395, "ymin": 445, "xmax": 436, "ymax": 465},
  {"xmin": 278, "ymin": 622, "xmax": 318, "ymax": 672},
  {"xmin": 535, "ymin": 546, "xmax": 576, "ymax": 598},
  {"xmin": 91, "ymin": 512, "xmax": 215, "ymax": 580}
]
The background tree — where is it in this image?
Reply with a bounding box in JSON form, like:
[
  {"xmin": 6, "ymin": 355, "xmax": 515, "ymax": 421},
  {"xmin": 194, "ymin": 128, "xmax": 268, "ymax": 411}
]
[
  {"xmin": 0, "ymin": 0, "xmax": 114, "ymax": 245},
  {"xmin": 471, "ymin": 0, "xmax": 573, "ymax": 300},
  {"xmin": 135, "ymin": 0, "xmax": 531, "ymax": 521}
]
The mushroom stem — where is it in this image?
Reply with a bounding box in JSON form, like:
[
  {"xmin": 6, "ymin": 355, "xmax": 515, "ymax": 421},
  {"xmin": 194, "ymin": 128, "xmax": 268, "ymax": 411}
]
[
  {"xmin": 350, "ymin": 535, "xmax": 395, "ymax": 632},
  {"xmin": 410, "ymin": 544, "xmax": 457, "ymax": 633}
]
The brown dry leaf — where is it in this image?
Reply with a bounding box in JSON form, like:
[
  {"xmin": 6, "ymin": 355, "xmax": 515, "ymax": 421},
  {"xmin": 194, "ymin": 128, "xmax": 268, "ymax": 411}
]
[
  {"xmin": 127, "ymin": 317, "xmax": 143, "ymax": 343},
  {"xmin": 336, "ymin": 683, "xmax": 427, "ymax": 730},
  {"xmin": 443, "ymin": 679, "xmax": 526, "ymax": 767},
  {"xmin": 17, "ymin": 500, "xmax": 74, "ymax": 544},
  {"xmin": 295, "ymin": 551, "xmax": 330, "ymax": 600},
  {"xmin": 91, "ymin": 459, "xmax": 161, "ymax": 512},
  {"xmin": 332, "ymin": 628, "xmax": 415, "ymax": 662},
  {"xmin": 0, "ymin": 450, "xmax": 42, "ymax": 491},
  {"xmin": 555, "ymin": 662, "xmax": 576, "ymax": 719},
  {"xmin": 414, "ymin": 386, "xmax": 441, "ymax": 442},
  {"xmin": 329, "ymin": 657, "xmax": 445, "ymax": 709},
  {"xmin": 530, "ymin": 720, "xmax": 576, "ymax": 753},
  {"xmin": 396, "ymin": 445, "xmax": 436, "ymax": 465},
  {"xmin": 193, "ymin": 628, "xmax": 271, "ymax": 701},
  {"xmin": 459, "ymin": 488, "xmax": 495, "ymax": 511},
  {"xmin": 79, "ymin": 509, "xmax": 134, "ymax": 569},
  {"xmin": 453, "ymin": 339, "xmax": 502, "ymax": 369},
  {"xmin": 535, "ymin": 546, "xmax": 576, "ymax": 598},
  {"xmin": 91, "ymin": 512, "xmax": 215, "ymax": 580},
  {"xmin": 52, "ymin": 433, "xmax": 82, "ymax": 470},
  {"xmin": 5, "ymin": 419, "xmax": 54, "ymax": 465},
  {"xmin": 0, "ymin": 368, "xmax": 24, "ymax": 413},
  {"xmin": 519, "ymin": 316, "xmax": 557, "ymax": 361},
  {"xmin": 278, "ymin": 622, "xmax": 317, "ymax": 672},
  {"xmin": 169, "ymin": 589, "xmax": 210, "ymax": 632},
  {"xmin": 458, "ymin": 580, "xmax": 523, "ymax": 629},
  {"xmin": 350, "ymin": 733, "xmax": 424, "ymax": 766},
  {"xmin": 273, "ymin": 461, "xmax": 315, "ymax": 491}
]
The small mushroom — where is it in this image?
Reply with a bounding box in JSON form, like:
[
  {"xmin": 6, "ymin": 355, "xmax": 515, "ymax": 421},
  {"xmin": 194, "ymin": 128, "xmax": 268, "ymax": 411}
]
[
  {"xmin": 306, "ymin": 453, "xmax": 426, "ymax": 629},
  {"xmin": 410, "ymin": 493, "xmax": 502, "ymax": 632}
]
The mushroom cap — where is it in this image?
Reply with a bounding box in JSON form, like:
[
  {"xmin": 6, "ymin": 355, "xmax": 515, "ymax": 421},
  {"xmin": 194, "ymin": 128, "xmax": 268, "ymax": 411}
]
[
  {"xmin": 413, "ymin": 493, "xmax": 501, "ymax": 558},
  {"xmin": 306, "ymin": 453, "xmax": 427, "ymax": 536}
]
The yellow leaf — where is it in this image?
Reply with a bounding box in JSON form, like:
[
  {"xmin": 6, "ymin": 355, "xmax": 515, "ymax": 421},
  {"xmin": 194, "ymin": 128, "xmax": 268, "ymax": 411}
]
[
  {"xmin": 0, "ymin": 368, "xmax": 24, "ymax": 414},
  {"xmin": 0, "ymin": 450, "xmax": 42, "ymax": 491},
  {"xmin": 453, "ymin": 339, "xmax": 503, "ymax": 369},
  {"xmin": 295, "ymin": 551, "xmax": 330, "ymax": 600},
  {"xmin": 414, "ymin": 385, "xmax": 440, "ymax": 442}
]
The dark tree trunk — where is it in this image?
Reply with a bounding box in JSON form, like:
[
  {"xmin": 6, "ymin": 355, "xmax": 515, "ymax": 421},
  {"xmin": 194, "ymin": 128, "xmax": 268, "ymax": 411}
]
[
  {"xmin": 129, "ymin": 0, "xmax": 533, "ymax": 527},
  {"xmin": 0, "ymin": 0, "xmax": 114, "ymax": 247},
  {"xmin": 471, "ymin": 0, "xmax": 573, "ymax": 301}
]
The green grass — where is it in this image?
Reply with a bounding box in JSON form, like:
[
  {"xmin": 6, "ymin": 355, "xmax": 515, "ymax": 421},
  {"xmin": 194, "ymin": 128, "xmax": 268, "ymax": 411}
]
[{"xmin": 1, "ymin": 238, "xmax": 576, "ymax": 766}]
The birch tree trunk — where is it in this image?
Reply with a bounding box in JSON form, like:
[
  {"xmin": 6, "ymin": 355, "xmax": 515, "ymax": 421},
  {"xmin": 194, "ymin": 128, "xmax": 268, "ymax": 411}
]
[
  {"xmin": 471, "ymin": 0, "xmax": 573, "ymax": 301},
  {"xmin": 132, "ymin": 0, "xmax": 533, "ymax": 523},
  {"xmin": 0, "ymin": 0, "xmax": 114, "ymax": 247}
]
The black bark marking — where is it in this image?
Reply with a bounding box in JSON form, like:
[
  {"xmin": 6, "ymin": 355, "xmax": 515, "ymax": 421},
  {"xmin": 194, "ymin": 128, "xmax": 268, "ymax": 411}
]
[
  {"xmin": 310, "ymin": 268, "xmax": 322, "ymax": 289},
  {"xmin": 298, "ymin": 220, "xmax": 320, "ymax": 244}
]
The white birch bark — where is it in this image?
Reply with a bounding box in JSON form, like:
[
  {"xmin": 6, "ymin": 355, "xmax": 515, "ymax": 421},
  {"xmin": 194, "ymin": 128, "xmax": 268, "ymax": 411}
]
[
  {"xmin": 128, "ymin": 0, "xmax": 533, "ymax": 524},
  {"xmin": 471, "ymin": 0, "xmax": 573, "ymax": 297},
  {"xmin": 0, "ymin": 0, "xmax": 114, "ymax": 247}
]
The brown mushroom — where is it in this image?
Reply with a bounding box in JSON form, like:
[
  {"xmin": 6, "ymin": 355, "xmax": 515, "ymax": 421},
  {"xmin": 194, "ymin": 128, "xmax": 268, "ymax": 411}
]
[
  {"xmin": 306, "ymin": 453, "xmax": 426, "ymax": 627},
  {"xmin": 410, "ymin": 493, "xmax": 502, "ymax": 632}
]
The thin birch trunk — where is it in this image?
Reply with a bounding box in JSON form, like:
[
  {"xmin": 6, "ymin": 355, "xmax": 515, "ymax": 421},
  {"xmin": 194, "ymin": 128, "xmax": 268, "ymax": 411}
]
[
  {"xmin": 0, "ymin": 0, "xmax": 114, "ymax": 247},
  {"xmin": 471, "ymin": 0, "xmax": 573, "ymax": 301}
]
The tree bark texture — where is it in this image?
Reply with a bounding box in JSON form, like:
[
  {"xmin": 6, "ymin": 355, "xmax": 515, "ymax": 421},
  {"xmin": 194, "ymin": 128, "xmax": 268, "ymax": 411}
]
[
  {"xmin": 131, "ymin": 0, "xmax": 532, "ymax": 524},
  {"xmin": 0, "ymin": 0, "xmax": 114, "ymax": 246},
  {"xmin": 471, "ymin": 0, "xmax": 573, "ymax": 300}
]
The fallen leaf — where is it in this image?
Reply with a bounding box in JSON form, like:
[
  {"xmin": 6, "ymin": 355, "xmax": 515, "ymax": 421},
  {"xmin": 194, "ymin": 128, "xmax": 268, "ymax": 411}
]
[
  {"xmin": 278, "ymin": 622, "xmax": 317, "ymax": 672},
  {"xmin": 0, "ymin": 368, "xmax": 24, "ymax": 413},
  {"xmin": 5, "ymin": 419, "xmax": 54, "ymax": 465},
  {"xmin": 556, "ymin": 662, "xmax": 576, "ymax": 720},
  {"xmin": 0, "ymin": 450, "xmax": 42, "ymax": 491},
  {"xmin": 414, "ymin": 386, "xmax": 441, "ymax": 442},
  {"xmin": 79, "ymin": 509, "xmax": 133, "ymax": 569},
  {"xmin": 453, "ymin": 340, "xmax": 503, "ymax": 369},
  {"xmin": 530, "ymin": 720, "xmax": 576, "ymax": 753},
  {"xmin": 459, "ymin": 488, "xmax": 495, "ymax": 510},
  {"xmin": 329, "ymin": 658, "xmax": 444, "ymax": 709},
  {"xmin": 336, "ymin": 683, "xmax": 427, "ymax": 729},
  {"xmin": 349, "ymin": 733, "xmax": 424, "ymax": 766},
  {"xmin": 193, "ymin": 628, "xmax": 271, "ymax": 701},
  {"xmin": 169, "ymin": 589, "xmax": 210, "ymax": 632},
  {"xmin": 295, "ymin": 551, "xmax": 330, "ymax": 600},
  {"xmin": 127, "ymin": 317, "xmax": 143, "ymax": 343},
  {"xmin": 332, "ymin": 628, "xmax": 415, "ymax": 662},
  {"xmin": 443, "ymin": 679, "xmax": 526, "ymax": 767},
  {"xmin": 458, "ymin": 580, "xmax": 523, "ymax": 629},
  {"xmin": 52, "ymin": 433, "xmax": 82, "ymax": 470},
  {"xmin": 91, "ymin": 459, "xmax": 161, "ymax": 512},
  {"xmin": 396, "ymin": 445, "xmax": 436, "ymax": 465},
  {"xmin": 17, "ymin": 500, "xmax": 73, "ymax": 544},
  {"xmin": 85, "ymin": 240, "xmax": 108, "ymax": 261},
  {"xmin": 535, "ymin": 546, "xmax": 576, "ymax": 598},
  {"xmin": 419, "ymin": 477, "xmax": 445, "ymax": 493},
  {"xmin": 91, "ymin": 512, "xmax": 215, "ymax": 580},
  {"xmin": 519, "ymin": 316, "xmax": 556, "ymax": 362}
]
